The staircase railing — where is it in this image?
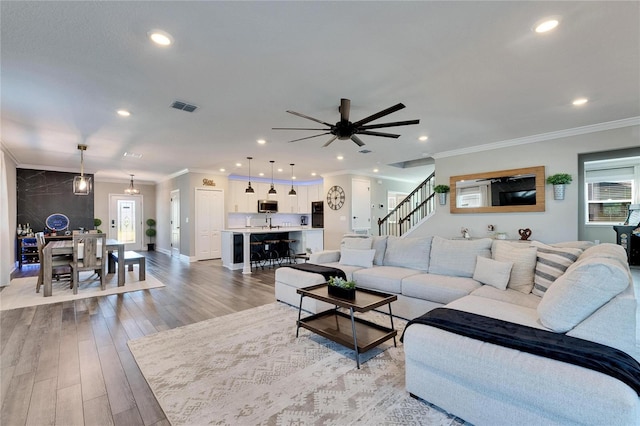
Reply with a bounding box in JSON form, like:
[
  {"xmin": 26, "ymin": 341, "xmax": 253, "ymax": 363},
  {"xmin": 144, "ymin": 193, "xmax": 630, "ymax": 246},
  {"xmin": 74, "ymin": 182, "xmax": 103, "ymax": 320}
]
[{"xmin": 377, "ymin": 171, "xmax": 436, "ymax": 237}]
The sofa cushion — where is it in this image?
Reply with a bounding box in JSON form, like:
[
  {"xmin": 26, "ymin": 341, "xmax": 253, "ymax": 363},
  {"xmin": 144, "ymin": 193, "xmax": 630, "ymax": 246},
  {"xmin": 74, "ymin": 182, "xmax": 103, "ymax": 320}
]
[
  {"xmin": 530, "ymin": 241, "xmax": 582, "ymax": 297},
  {"xmin": 402, "ymin": 273, "xmax": 482, "ymax": 305},
  {"xmin": 492, "ymin": 241, "xmax": 537, "ymax": 294},
  {"xmin": 383, "ymin": 236, "xmax": 432, "ymax": 272},
  {"xmin": 339, "ymin": 248, "xmax": 375, "ymax": 268},
  {"xmin": 537, "ymin": 257, "xmax": 630, "ymax": 333},
  {"xmin": 428, "ymin": 236, "xmax": 492, "ymax": 278},
  {"xmin": 470, "ymin": 285, "xmax": 541, "ymax": 309},
  {"xmin": 371, "ymin": 235, "xmax": 388, "ymax": 266},
  {"xmin": 353, "ymin": 266, "xmax": 421, "ymax": 294},
  {"xmin": 551, "ymin": 240, "xmax": 595, "ymax": 250},
  {"xmin": 578, "ymin": 243, "xmax": 628, "ymax": 264},
  {"xmin": 320, "ymin": 262, "xmax": 362, "ymax": 281},
  {"xmin": 341, "ymin": 236, "xmax": 372, "ymax": 250},
  {"xmin": 472, "ymin": 256, "xmax": 513, "ymax": 290}
]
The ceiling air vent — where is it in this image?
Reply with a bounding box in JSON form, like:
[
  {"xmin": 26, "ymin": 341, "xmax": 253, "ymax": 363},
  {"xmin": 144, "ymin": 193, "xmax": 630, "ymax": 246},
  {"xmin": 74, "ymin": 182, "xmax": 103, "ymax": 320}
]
[
  {"xmin": 358, "ymin": 149, "xmax": 372, "ymax": 154},
  {"xmin": 170, "ymin": 100, "xmax": 198, "ymax": 112}
]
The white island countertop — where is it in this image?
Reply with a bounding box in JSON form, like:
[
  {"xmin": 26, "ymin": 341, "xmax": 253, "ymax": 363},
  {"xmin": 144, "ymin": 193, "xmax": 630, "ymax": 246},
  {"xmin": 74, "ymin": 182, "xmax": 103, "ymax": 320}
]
[{"xmin": 222, "ymin": 227, "xmax": 322, "ymax": 233}]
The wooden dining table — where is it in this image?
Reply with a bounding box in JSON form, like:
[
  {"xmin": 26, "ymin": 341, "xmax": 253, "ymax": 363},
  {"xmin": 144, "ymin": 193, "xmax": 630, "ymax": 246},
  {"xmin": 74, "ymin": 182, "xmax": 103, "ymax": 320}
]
[{"xmin": 41, "ymin": 239, "xmax": 126, "ymax": 297}]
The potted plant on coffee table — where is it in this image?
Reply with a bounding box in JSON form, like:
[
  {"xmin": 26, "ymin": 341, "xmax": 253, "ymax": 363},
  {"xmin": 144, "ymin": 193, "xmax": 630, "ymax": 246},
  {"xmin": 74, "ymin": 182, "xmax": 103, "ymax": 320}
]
[
  {"xmin": 327, "ymin": 276, "xmax": 357, "ymax": 300},
  {"xmin": 145, "ymin": 218, "xmax": 156, "ymax": 251},
  {"xmin": 433, "ymin": 184, "xmax": 450, "ymax": 205},
  {"xmin": 546, "ymin": 173, "xmax": 572, "ymax": 200}
]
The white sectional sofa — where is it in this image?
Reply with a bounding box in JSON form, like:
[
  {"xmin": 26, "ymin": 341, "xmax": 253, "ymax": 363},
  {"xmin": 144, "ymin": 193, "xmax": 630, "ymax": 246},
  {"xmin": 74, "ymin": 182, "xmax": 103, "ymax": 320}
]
[{"xmin": 274, "ymin": 235, "xmax": 639, "ymax": 425}]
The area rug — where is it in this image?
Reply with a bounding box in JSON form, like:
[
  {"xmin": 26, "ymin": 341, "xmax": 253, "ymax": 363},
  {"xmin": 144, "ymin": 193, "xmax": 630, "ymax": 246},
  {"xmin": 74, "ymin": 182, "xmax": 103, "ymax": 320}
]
[
  {"xmin": 128, "ymin": 302, "xmax": 466, "ymax": 425},
  {"xmin": 0, "ymin": 271, "xmax": 165, "ymax": 311}
]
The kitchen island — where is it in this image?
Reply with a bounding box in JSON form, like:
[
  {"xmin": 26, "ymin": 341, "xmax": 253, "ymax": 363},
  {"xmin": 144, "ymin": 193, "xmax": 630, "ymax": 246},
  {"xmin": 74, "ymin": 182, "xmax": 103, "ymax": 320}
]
[{"xmin": 221, "ymin": 227, "xmax": 323, "ymax": 273}]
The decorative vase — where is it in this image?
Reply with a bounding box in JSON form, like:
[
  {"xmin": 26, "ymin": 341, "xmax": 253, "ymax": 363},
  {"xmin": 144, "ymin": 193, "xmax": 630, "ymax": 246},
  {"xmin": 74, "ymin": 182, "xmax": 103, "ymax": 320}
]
[
  {"xmin": 553, "ymin": 184, "xmax": 566, "ymax": 200},
  {"xmin": 328, "ymin": 285, "xmax": 356, "ymax": 300},
  {"xmin": 438, "ymin": 193, "xmax": 447, "ymax": 205}
]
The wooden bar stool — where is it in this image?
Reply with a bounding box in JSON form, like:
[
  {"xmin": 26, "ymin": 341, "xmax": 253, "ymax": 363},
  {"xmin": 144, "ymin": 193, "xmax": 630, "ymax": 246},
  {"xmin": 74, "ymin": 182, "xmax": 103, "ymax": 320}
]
[
  {"xmin": 249, "ymin": 241, "xmax": 265, "ymax": 271},
  {"xmin": 264, "ymin": 239, "xmax": 281, "ymax": 268}
]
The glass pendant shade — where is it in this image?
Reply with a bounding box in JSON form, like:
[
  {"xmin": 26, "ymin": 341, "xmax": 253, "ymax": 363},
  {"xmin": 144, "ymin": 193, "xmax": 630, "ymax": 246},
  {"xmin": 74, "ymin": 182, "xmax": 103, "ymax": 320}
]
[
  {"xmin": 245, "ymin": 157, "xmax": 254, "ymax": 194},
  {"xmin": 124, "ymin": 174, "xmax": 140, "ymax": 195},
  {"xmin": 268, "ymin": 160, "xmax": 277, "ymax": 195},
  {"xmin": 73, "ymin": 144, "xmax": 92, "ymax": 195},
  {"xmin": 288, "ymin": 163, "xmax": 297, "ymax": 196}
]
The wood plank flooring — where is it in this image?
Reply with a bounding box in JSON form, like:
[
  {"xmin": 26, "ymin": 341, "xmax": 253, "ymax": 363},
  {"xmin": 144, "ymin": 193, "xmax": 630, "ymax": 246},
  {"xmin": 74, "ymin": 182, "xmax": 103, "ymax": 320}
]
[{"xmin": 2, "ymin": 252, "xmax": 279, "ymax": 425}]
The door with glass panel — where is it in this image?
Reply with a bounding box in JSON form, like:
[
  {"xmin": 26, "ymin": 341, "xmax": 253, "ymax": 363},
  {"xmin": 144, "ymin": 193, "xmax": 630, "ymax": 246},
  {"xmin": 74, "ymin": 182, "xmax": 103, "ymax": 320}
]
[{"xmin": 109, "ymin": 194, "xmax": 143, "ymax": 250}]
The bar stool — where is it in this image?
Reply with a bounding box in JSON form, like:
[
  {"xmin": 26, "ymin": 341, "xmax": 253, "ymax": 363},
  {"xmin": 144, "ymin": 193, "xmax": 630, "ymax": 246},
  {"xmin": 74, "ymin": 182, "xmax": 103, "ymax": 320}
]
[
  {"xmin": 264, "ymin": 239, "xmax": 281, "ymax": 268},
  {"xmin": 250, "ymin": 241, "xmax": 265, "ymax": 271},
  {"xmin": 281, "ymin": 239, "xmax": 297, "ymax": 264}
]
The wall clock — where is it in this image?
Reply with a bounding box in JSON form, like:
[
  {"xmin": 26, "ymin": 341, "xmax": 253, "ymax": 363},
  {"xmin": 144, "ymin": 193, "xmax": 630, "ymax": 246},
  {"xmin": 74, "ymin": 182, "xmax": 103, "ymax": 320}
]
[{"xmin": 326, "ymin": 185, "xmax": 345, "ymax": 210}]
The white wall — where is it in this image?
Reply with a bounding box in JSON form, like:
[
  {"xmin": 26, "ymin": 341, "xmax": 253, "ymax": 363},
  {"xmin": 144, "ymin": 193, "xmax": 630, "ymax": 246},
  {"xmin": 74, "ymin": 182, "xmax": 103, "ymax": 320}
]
[
  {"xmin": 1, "ymin": 147, "xmax": 17, "ymax": 281},
  {"xmin": 410, "ymin": 125, "xmax": 639, "ymax": 244},
  {"xmin": 94, "ymin": 181, "xmax": 156, "ymax": 236}
]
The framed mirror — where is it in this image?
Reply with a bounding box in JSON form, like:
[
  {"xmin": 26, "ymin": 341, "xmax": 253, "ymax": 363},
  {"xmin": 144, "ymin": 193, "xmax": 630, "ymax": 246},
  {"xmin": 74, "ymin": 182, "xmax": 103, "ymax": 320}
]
[{"xmin": 450, "ymin": 166, "xmax": 546, "ymax": 214}]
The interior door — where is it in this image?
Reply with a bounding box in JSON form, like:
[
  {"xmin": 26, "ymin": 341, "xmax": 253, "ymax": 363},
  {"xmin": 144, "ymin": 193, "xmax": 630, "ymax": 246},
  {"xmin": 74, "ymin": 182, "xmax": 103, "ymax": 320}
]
[
  {"xmin": 170, "ymin": 189, "xmax": 180, "ymax": 257},
  {"xmin": 351, "ymin": 178, "xmax": 371, "ymax": 231},
  {"xmin": 195, "ymin": 188, "xmax": 224, "ymax": 260},
  {"xmin": 109, "ymin": 194, "xmax": 143, "ymax": 250}
]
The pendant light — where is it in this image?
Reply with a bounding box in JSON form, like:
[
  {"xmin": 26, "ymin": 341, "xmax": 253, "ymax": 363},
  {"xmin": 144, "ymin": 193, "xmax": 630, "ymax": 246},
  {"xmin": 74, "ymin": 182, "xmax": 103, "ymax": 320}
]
[
  {"xmin": 245, "ymin": 157, "xmax": 255, "ymax": 194},
  {"xmin": 268, "ymin": 160, "xmax": 277, "ymax": 195},
  {"xmin": 288, "ymin": 163, "xmax": 297, "ymax": 196},
  {"xmin": 124, "ymin": 174, "xmax": 140, "ymax": 195},
  {"xmin": 73, "ymin": 144, "xmax": 92, "ymax": 195}
]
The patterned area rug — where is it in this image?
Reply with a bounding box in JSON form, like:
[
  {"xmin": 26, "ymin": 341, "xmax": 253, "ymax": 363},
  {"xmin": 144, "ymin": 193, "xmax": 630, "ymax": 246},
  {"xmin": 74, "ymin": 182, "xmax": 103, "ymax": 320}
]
[
  {"xmin": 128, "ymin": 303, "xmax": 467, "ymax": 425},
  {"xmin": 0, "ymin": 271, "xmax": 165, "ymax": 311}
]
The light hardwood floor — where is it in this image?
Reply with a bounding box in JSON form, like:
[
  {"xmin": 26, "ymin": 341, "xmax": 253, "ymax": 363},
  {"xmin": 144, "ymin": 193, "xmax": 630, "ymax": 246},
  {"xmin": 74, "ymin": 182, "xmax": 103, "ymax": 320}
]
[{"xmin": 2, "ymin": 252, "xmax": 279, "ymax": 426}]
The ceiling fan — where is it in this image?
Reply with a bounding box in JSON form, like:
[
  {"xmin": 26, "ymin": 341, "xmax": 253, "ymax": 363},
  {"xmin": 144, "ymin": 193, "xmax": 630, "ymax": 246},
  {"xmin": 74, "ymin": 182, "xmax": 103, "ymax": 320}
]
[{"xmin": 273, "ymin": 98, "xmax": 420, "ymax": 147}]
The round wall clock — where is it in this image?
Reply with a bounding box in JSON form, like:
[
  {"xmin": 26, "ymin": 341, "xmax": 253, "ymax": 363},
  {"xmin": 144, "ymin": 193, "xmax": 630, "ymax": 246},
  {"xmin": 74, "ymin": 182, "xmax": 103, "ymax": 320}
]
[{"xmin": 326, "ymin": 185, "xmax": 345, "ymax": 210}]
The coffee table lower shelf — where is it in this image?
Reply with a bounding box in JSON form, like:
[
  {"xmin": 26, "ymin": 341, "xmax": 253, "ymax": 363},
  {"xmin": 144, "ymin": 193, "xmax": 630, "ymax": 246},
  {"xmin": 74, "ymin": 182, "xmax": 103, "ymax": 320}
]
[{"xmin": 297, "ymin": 310, "xmax": 397, "ymax": 357}]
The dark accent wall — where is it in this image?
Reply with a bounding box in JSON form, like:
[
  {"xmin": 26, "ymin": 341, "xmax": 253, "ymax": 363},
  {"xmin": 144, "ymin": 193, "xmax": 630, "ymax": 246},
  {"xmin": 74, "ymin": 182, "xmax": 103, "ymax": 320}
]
[{"xmin": 17, "ymin": 169, "xmax": 94, "ymax": 232}]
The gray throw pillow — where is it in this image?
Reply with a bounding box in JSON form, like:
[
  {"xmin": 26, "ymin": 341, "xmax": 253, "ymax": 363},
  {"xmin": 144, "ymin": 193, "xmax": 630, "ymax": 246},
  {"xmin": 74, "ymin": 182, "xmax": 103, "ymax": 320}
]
[
  {"xmin": 428, "ymin": 236, "xmax": 492, "ymax": 278},
  {"xmin": 383, "ymin": 236, "xmax": 432, "ymax": 272}
]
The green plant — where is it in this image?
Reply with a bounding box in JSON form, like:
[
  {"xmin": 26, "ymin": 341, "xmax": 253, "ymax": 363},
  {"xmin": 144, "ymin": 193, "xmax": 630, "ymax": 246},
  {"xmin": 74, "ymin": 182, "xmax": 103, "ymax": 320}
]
[
  {"xmin": 433, "ymin": 184, "xmax": 450, "ymax": 193},
  {"xmin": 145, "ymin": 218, "xmax": 156, "ymax": 242},
  {"xmin": 94, "ymin": 218, "xmax": 103, "ymax": 233},
  {"xmin": 328, "ymin": 276, "xmax": 356, "ymax": 290},
  {"xmin": 546, "ymin": 173, "xmax": 573, "ymax": 185}
]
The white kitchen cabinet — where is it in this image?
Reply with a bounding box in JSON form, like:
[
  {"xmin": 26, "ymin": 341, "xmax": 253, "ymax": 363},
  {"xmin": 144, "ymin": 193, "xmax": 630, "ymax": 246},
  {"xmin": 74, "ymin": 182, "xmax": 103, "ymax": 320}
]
[{"xmin": 295, "ymin": 185, "xmax": 308, "ymax": 213}]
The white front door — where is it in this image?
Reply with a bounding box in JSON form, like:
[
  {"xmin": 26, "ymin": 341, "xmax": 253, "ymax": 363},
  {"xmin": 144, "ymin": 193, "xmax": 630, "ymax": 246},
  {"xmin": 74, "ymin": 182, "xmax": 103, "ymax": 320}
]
[
  {"xmin": 109, "ymin": 194, "xmax": 143, "ymax": 250},
  {"xmin": 351, "ymin": 178, "xmax": 371, "ymax": 231},
  {"xmin": 171, "ymin": 189, "xmax": 180, "ymax": 257},
  {"xmin": 195, "ymin": 188, "xmax": 224, "ymax": 260}
]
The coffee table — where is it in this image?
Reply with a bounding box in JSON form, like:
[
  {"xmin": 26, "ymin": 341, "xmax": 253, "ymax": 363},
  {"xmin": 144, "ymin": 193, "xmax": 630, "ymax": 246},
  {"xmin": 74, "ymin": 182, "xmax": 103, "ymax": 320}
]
[{"xmin": 296, "ymin": 283, "xmax": 397, "ymax": 368}]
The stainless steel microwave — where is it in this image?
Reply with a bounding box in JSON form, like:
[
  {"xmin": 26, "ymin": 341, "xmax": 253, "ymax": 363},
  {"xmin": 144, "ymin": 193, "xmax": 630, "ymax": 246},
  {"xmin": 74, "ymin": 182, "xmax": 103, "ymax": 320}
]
[{"xmin": 258, "ymin": 199, "xmax": 278, "ymax": 213}]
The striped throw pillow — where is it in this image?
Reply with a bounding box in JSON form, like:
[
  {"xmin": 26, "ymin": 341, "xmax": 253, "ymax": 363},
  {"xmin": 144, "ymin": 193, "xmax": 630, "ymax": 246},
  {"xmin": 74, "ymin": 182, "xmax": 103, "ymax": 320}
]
[{"xmin": 531, "ymin": 241, "xmax": 582, "ymax": 297}]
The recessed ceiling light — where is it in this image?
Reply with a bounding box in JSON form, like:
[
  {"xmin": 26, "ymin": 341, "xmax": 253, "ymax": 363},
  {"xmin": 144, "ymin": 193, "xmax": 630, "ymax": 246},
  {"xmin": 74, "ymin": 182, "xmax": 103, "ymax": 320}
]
[
  {"xmin": 219, "ymin": 168, "xmax": 226, "ymax": 172},
  {"xmin": 373, "ymin": 168, "xmax": 379, "ymax": 173},
  {"xmin": 337, "ymin": 155, "xmax": 344, "ymax": 160},
  {"xmin": 572, "ymin": 97, "xmax": 588, "ymax": 106},
  {"xmin": 259, "ymin": 172, "xmax": 264, "ymax": 176},
  {"xmin": 534, "ymin": 18, "xmax": 559, "ymax": 33},
  {"xmin": 236, "ymin": 162, "xmax": 242, "ymax": 167},
  {"xmin": 117, "ymin": 109, "xmax": 131, "ymax": 117},
  {"xmin": 418, "ymin": 135, "xmax": 428, "ymax": 141},
  {"xmin": 148, "ymin": 30, "xmax": 173, "ymax": 46},
  {"xmin": 257, "ymin": 139, "xmax": 266, "ymax": 144},
  {"xmin": 277, "ymin": 168, "xmax": 283, "ymax": 172},
  {"xmin": 311, "ymin": 172, "xmax": 317, "ymax": 176}
]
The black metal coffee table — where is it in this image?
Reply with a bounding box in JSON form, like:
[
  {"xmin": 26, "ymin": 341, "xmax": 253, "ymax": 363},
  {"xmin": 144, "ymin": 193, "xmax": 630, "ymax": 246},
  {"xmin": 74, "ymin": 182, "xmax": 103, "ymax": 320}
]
[{"xmin": 296, "ymin": 283, "xmax": 397, "ymax": 368}]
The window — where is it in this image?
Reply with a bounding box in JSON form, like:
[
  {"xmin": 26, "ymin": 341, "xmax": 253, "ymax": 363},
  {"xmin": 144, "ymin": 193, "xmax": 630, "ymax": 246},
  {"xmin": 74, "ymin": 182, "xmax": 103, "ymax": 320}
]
[{"xmin": 585, "ymin": 164, "xmax": 638, "ymax": 224}]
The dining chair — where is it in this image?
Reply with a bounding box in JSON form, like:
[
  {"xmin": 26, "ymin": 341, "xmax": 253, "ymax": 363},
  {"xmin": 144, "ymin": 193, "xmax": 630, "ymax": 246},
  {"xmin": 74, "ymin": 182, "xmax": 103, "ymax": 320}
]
[
  {"xmin": 35, "ymin": 232, "xmax": 72, "ymax": 293},
  {"xmin": 70, "ymin": 233, "xmax": 107, "ymax": 294}
]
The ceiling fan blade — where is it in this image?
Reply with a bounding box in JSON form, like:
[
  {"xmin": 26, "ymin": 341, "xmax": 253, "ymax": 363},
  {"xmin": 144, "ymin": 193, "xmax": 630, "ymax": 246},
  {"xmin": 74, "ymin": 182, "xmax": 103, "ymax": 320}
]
[
  {"xmin": 286, "ymin": 110, "xmax": 333, "ymax": 127},
  {"xmin": 272, "ymin": 127, "xmax": 329, "ymax": 131},
  {"xmin": 358, "ymin": 119, "xmax": 420, "ymax": 130},
  {"xmin": 287, "ymin": 132, "xmax": 331, "ymax": 143},
  {"xmin": 340, "ymin": 98, "xmax": 350, "ymax": 122},
  {"xmin": 352, "ymin": 103, "xmax": 405, "ymax": 126},
  {"xmin": 322, "ymin": 135, "xmax": 339, "ymax": 147},
  {"xmin": 358, "ymin": 130, "xmax": 400, "ymax": 138},
  {"xmin": 351, "ymin": 135, "xmax": 366, "ymax": 146}
]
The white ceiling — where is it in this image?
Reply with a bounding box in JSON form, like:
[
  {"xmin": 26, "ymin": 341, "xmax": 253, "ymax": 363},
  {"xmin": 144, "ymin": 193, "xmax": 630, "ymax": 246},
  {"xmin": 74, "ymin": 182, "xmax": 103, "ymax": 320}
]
[{"xmin": 1, "ymin": 1, "xmax": 639, "ymax": 185}]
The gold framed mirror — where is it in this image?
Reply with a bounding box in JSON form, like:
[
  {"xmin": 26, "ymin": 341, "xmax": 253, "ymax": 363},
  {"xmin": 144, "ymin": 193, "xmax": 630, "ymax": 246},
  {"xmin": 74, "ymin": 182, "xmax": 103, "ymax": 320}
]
[{"xmin": 450, "ymin": 166, "xmax": 546, "ymax": 214}]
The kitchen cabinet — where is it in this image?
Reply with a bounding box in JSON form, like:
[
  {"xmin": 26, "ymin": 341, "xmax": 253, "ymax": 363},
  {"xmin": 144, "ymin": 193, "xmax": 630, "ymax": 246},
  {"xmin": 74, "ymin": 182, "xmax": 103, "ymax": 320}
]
[{"xmin": 228, "ymin": 181, "xmax": 322, "ymax": 214}]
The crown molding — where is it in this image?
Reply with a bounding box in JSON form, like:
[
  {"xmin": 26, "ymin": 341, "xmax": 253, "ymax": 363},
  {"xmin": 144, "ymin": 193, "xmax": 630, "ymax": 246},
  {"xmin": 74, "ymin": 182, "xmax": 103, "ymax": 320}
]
[{"xmin": 433, "ymin": 117, "xmax": 640, "ymax": 159}]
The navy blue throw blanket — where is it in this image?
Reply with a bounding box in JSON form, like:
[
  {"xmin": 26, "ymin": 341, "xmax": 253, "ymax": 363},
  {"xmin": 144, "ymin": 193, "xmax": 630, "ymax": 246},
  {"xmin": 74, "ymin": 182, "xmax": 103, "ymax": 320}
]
[
  {"xmin": 286, "ymin": 263, "xmax": 347, "ymax": 281},
  {"xmin": 402, "ymin": 308, "xmax": 640, "ymax": 396}
]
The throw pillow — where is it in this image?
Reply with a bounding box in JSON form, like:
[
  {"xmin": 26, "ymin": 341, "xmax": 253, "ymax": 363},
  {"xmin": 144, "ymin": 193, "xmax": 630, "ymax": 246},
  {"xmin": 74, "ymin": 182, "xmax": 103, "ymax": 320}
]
[
  {"xmin": 341, "ymin": 236, "xmax": 372, "ymax": 250},
  {"xmin": 383, "ymin": 236, "xmax": 432, "ymax": 272},
  {"xmin": 537, "ymin": 257, "xmax": 630, "ymax": 332},
  {"xmin": 530, "ymin": 241, "xmax": 582, "ymax": 297},
  {"xmin": 492, "ymin": 241, "xmax": 537, "ymax": 294},
  {"xmin": 339, "ymin": 248, "xmax": 376, "ymax": 268},
  {"xmin": 472, "ymin": 256, "xmax": 513, "ymax": 290},
  {"xmin": 428, "ymin": 236, "xmax": 493, "ymax": 278}
]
